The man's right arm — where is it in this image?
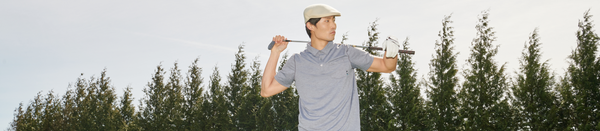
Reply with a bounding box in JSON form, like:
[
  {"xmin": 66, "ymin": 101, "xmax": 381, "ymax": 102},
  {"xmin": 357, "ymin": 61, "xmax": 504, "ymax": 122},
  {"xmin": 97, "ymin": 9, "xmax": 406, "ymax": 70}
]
[{"xmin": 261, "ymin": 35, "xmax": 289, "ymax": 97}]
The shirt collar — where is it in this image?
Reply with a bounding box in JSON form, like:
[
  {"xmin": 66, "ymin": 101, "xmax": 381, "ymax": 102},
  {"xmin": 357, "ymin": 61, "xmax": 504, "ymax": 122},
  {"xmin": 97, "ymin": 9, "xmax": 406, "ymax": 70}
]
[{"xmin": 306, "ymin": 41, "xmax": 334, "ymax": 55}]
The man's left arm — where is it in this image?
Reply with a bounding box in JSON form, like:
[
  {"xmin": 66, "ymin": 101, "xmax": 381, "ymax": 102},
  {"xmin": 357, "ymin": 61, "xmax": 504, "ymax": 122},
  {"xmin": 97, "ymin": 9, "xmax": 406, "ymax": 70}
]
[
  {"xmin": 366, "ymin": 53, "xmax": 397, "ymax": 73},
  {"xmin": 366, "ymin": 36, "xmax": 400, "ymax": 73}
]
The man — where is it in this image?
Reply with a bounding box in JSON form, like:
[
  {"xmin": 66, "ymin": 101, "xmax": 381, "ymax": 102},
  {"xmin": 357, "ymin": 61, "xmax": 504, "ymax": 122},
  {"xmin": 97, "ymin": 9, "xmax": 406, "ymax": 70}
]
[{"xmin": 261, "ymin": 4, "xmax": 400, "ymax": 130}]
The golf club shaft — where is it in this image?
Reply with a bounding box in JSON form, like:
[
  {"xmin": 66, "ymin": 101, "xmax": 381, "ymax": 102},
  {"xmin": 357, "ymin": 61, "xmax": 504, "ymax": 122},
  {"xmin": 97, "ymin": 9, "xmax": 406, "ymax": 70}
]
[{"xmin": 268, "ymin": 40, "xmax": 415, "ymax": 55}]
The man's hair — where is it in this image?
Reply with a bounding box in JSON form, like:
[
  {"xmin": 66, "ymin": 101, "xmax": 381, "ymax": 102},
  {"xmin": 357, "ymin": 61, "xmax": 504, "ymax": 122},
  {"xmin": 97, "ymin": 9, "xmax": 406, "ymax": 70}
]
[{"xmin": 305, "ymin": 18, "xmax": 321, "ymax": 38}]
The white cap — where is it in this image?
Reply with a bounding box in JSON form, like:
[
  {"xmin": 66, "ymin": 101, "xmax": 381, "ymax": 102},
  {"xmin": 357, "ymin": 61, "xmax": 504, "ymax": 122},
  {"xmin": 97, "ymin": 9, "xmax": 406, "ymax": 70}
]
[{"xmin": 303, "ymin": 4, "xmax": 341, "ymax": 23}]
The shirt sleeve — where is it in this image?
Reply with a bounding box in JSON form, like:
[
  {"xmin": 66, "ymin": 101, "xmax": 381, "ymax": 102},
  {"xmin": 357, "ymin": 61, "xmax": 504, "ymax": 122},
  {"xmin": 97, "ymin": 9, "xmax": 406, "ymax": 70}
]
[
  {"xmin": 347, "ymin": 45, "xmax": 374, "ymax": 70},
  {"xmin": 274, "ymin": 55, "xmax": 296, "ymax": 87}
]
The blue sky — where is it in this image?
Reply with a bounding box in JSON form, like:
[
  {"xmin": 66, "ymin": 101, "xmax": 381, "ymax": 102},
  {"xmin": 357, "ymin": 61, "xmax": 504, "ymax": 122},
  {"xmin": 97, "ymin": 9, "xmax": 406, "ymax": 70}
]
[{"xmin": 1, "ymin": 0, "xmax": 599, "ymax": 129}]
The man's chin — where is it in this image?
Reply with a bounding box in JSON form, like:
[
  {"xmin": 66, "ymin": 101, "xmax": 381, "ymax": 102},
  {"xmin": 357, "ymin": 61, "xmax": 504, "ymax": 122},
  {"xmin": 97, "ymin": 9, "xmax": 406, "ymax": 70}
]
[{"xmin": 326, "ymin": 37, "xmax": 335, "ymax": 42}]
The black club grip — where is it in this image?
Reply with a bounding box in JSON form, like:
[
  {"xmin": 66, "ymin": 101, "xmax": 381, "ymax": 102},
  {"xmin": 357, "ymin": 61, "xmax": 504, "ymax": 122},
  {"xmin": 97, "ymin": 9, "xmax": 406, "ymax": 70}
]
[
  {"xmin": 268, "ymin": 41, "xmax": 275, "ymax": 50},
  {"xmin": 268, "ymin": 40, "xmax": 292, "ymax": 50}
]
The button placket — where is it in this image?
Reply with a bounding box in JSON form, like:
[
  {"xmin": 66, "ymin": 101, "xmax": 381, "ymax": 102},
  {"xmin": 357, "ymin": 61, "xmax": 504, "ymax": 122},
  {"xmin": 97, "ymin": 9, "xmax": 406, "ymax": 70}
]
[{"xmin": 317, "ymin": 52, "xmax": 324, "ymax": 67}]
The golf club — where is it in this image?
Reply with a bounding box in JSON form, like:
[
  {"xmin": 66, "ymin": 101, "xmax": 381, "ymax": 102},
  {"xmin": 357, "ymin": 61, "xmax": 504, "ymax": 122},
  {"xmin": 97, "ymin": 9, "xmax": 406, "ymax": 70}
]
[{"xmin": 268, "ymin": 40, "xmax": 415, "ymax": 55}]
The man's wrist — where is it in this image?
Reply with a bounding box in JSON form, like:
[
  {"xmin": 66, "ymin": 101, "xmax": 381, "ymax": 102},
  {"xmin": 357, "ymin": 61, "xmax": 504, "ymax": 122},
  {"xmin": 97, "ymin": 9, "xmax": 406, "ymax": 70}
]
[{"xmin": 270, "ymin": 50, "xmax": 282, "ymax": 57}]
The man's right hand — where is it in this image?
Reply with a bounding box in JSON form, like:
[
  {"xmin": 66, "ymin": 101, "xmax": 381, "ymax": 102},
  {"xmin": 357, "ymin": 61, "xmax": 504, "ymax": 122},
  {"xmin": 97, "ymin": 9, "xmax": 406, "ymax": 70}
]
[
  {"xmin": 271, "ymin": 35, "xmax": 289, "ymax": 53},
  {"xmin": 262, "ymin": 35, "xmax": 290, "ymax": 97}
]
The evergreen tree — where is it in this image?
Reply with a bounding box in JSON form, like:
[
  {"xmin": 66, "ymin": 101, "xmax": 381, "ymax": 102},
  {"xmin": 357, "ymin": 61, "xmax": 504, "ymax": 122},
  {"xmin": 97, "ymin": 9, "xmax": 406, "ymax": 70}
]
[
  {"xmin": 256, "ymin": 97, "xmax": 275, "ymax": 131},
  {"xmin": 184, "ymin": 58, "xmax": 206, "ymax": 130},
  {"xmin": 165, "ymin": 63, "xmax": 186, "ymax": 129},
  {"xmin": 356, "ymin": 19, "xmax": 391, "ymax": 130},
  {"xmin": 511, "ymin": 28, "xmax": 558, "ymax": 130},
  {"xmin": 204, "ymin": 66, "xmax": 233, "ymax": 130},
  {"xmin": 61, "ymin": 82, "xmax": 78, "ymax": 131},
  {"xmin": 9, "ymin": 70, "xmax": 126, "ymax": 131},
  {"xmin": 137, "ymin": 64, "xmax": 169, "ymax": 130},
  {"xmin": 556, "ymin": 74, "xmax": 576, "ymax": 130},
  {"xmin": 137, "ymin": 63, "xmax": 187, "ymax": 130},
  {"xmin": 10, "ymin": 92, "xmax": 45, "ymax": 131},
  {"xmin": 95, "ymin": 69, "xmax": 121, "ymax": 131},
  {"xmin": 41, "ymin": 91, "xmax": 64, "ymax": 130},
  {"xmin": 226, "ymin": 44, "xmax": 250, "ymax": 130},
  {"xmin": 69, "ymin": 71, "xmax": 121, "ymax": 130},
  {"xmin": 119, "ymin": 87, "xmax": 139, "ymax": 131},
  {"xmin": 9, "ymin": 70, "xmax": 131, "ymax": 131},
  {"xmin": 458, "ymin": 11, "xmax": 514, "ymax": 130},
  {"xmin": 9, "ymin": 91, "xmax": 63, "ymax": 131},
  {"xmin": 81, "ymin": 75, "xmax": 100, "ymax": 130},
  {"xmin": 565, "ymin": 9, "xmax": 600, "ymax": 130},
  {"xmin": 238, "ymin": 57, "xmax": 263, "ymax": 130},
  {"xmin": 255, "ymin": 57, "xmax": 275, "ymax": 131},
  {"xmin": 425, "ymin": 15, "xmax": 460, "ymax": 131},
  {"xmin": 8, "ymin": 103, "xmax": 24, "ymax": 131},
  {"xmin": 388, "ymin": 38, "xmax": 426, "ymax": 130}
]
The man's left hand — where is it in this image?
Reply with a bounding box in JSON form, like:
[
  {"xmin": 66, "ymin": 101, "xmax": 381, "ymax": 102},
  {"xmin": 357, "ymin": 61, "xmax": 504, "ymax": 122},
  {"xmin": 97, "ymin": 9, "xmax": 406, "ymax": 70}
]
[{"xmin": 383, "ymin": 36, "xmax": 400, "ymax": 58}]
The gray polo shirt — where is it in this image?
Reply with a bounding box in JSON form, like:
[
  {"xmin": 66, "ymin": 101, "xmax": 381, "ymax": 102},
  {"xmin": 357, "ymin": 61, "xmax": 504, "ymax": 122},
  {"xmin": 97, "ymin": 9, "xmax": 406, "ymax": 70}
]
[{"xmin": 275, "ymin": 41, "xmax": 374, "ymax": 131}]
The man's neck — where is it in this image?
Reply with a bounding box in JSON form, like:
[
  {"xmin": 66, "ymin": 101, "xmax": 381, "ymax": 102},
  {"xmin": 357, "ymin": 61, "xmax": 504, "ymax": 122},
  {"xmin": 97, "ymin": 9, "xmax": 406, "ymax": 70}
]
[{"xmin": 310, "ymin": 38, "xmax": 329, "ymax": 50}]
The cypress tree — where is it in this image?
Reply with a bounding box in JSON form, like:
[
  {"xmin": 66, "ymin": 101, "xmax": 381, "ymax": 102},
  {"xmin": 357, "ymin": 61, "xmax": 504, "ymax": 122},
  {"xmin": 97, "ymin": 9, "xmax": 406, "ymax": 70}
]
[
  {"xmin": 204, "ymin": 66, "xmax": 233, "ymax": 130},
  {"xmin": 226, "ymin": 44, "xmax": 250, "ymax": 129},
  {"xmin": 164, "ymin": 63, "xmax": 186, "ymax": 129},
  {"xmin": 556, "ymin": 74, "xmax": 576, "ymax": 130},
  {"xmin": 184, "ymin": 58, "xmax": 206, "ymax": 130},
  {"xmin": 257, "ymin": 97, "xmax": 275, "ymax": 131},
  {"xmin": 565, "ymin": 9, "xmax": 600, "ymax": 130},
  {"xmin": 82, "ymin": 76, "xmax": 100, "ymax": 130},
  {"xmin": 389, "ymin": 38, "xmax": 425, "ymax": 130},
  {"xmin": 138, "ymin": 64, "xmax": 168, "ymax": 130},
  {"xmin": 119, "ymin": 87, "xmax": 139, "ymax": 131},
  {"xmin": 511, "ymin": 28, "xmax": 558, "ymax": 130},
  {"xmin": 458, "ymin": 11, "xmax": 513, "ymax": 130},
  {"xmin": 425, "ymin": 15, "xmax": 460, "ymax": 131},
  {"xmin": 9, "ymin": 70, "xmax": 129, "ymax": 130},
  {"xmin": 255, "ymin": 57, "xmax": 275, "ymax": 131},
  {"xmin": 11, "ymin": 91, "xmax": 64, "ymax": 131},
  {"xmin": 96, "ymin": 70, "xmax": 120, "ymax": 131},
  {"xmin": 8, "ymin": 103, "xmax": 25, "ymax": 131},
  {"xmin": 61, "ymin": 83, "xmax": 78, "ymax": 131},
  {"xmin": 13, "ymin": 92, "xmax": 46, "ymax": 131},
  {"xmin": 238, "ymin": 57, "xmax": 263, "ymax": 130}
]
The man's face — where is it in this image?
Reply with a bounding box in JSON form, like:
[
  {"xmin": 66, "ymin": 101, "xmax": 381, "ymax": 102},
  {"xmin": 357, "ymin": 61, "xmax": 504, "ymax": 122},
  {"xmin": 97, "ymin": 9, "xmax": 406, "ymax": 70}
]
[{"xmin": 311, "ymin": 16, "xmax": 337, "ymax": 41}]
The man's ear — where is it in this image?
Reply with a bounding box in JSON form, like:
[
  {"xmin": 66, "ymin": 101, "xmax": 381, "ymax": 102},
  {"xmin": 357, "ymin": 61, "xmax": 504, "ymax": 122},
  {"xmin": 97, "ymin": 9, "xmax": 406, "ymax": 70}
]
[{"xmin": 306, "ymin": 22, "xmax": 316, "ymax": 31}]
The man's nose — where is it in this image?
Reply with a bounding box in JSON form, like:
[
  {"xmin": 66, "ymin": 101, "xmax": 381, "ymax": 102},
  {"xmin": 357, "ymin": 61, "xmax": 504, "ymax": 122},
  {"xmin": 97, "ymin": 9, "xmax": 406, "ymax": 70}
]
[{"xmin": 332, "ymin": 22, "xmax": 337, "ymax": 29}]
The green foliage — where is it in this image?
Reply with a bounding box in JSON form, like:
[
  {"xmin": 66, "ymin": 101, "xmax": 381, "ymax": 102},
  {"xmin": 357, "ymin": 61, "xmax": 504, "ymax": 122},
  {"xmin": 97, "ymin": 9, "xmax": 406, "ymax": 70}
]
[
  {"xmin": 137, "ymin": 63, "xmax": 187, "ymax": 130},
  {"xmin": 511, "ymin": 28, "xmax": 559, "ymax": 130},
  {"xmin": 357, "ymin": 19, "xmax": 392, "ymax": 130},
  {"xmin": 556, "ymin": 74, "xmax": 576, "ymax": 130},
  {"xmin": 183, "ymin": 58, "xmax": 206, "ymax": 130},
  {"xmin": 237, "ymin": 56, "xmax": 263, "ymax": 130},
  {"xmin": 389, "ymin": 38, "xmax": 426, "ymax": 130},
  {"xmin": 458, "ymin": 11, "xmax": 515, "ymax": 130},
  {"xmin": 205, "ymin": 66, "xmax": 233, "ymax": 130},
  {"xmin": 425, "ymin": 15, "xmax": 461, "ymax": 131},
  {"xmin": 9, "ymin": 70, "xmax": 123, "ymax": 131},
  {"xmin": 119, "ymin": 87, "xmax": 139, "ymax": 131},
  {"xmin": 10, "ymin": 91, "xmax": 63, "ymax": 131},
  {"xmin": 564, "ymin": 9, "xmax": 600, "ymax": 130},
  {"xmin": 226, "ymin": 44, "xmax": 250, "ymax": 130}
]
